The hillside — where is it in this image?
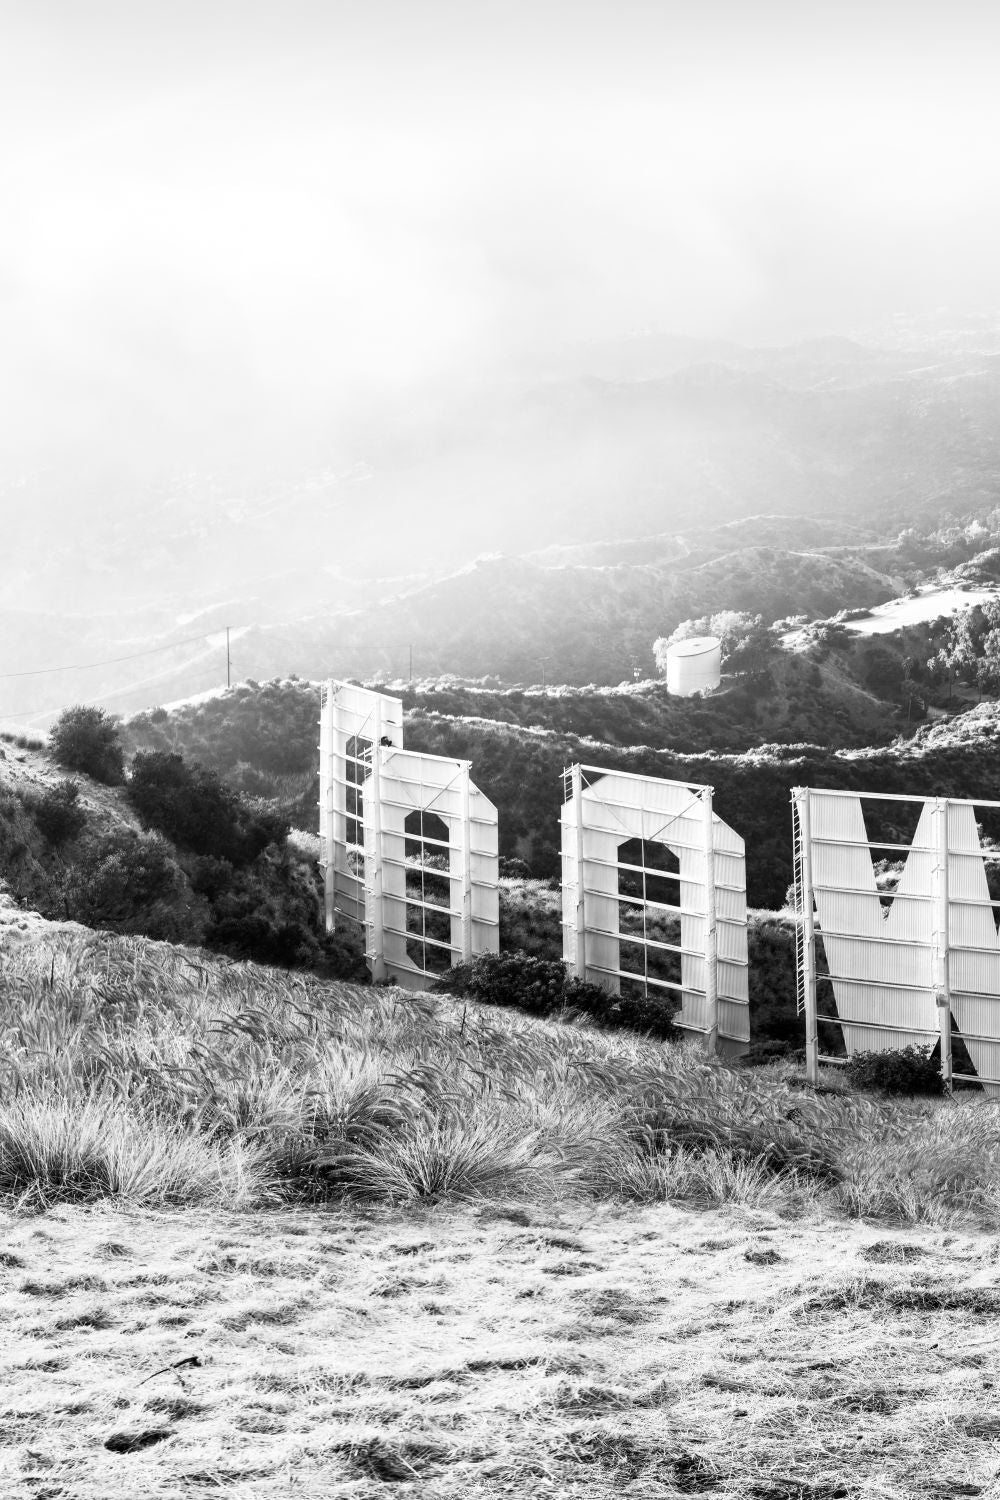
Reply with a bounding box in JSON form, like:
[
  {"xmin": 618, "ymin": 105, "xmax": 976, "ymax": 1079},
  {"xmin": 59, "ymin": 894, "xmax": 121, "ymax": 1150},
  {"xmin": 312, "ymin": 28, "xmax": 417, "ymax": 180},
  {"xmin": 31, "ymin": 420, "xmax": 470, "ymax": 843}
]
[
  {"xmin": 123, "ymin": 656, "xmax": 900, "ymax": 778},
  {"xmin": 122, "ymin": 677, "xmax": 1000, "ymax": 908},
  {"xmin": 4, "ymin": 924, "xmax": 1000, "ymax": 1495},
  {"xmin": 407, "ymin": 706, "xmax": 1000, "ymax": 907},
  {"xmin": 1, "ymin": 718, "xmax": 805, "ymax": 1052},
  {"xmin": 0, "ymin": 731, "xmax": 365, "ymax": 978},
  {"xmin": 11, "ymin": 335, "xmax": 1000, "ymax": 717}
]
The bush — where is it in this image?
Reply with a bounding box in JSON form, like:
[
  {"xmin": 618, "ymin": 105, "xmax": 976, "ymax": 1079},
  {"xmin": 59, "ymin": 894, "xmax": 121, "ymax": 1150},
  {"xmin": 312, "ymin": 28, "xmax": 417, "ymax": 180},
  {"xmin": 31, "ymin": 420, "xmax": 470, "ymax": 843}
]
[
  {"xmin": 67, "ymin": 829, "xmax": 191, "ymax": 939},
  {"xmin": 189, "ymin": 855, "xmax": 237, "ymax": 900},
  {"xmin": 128, "ymin": 751, "xmax": 288, "ymax": 867},
  {"xmin": 436, "ymin": 950, "xmax": 678, "ymax": 1040},
  {"xmin": 203, "ymin": 892, "xmax": 368, "ymax": 979},
  {"xmin": 0, "ymin": 732, "xmax": 45, "ymax": 751},
  {"xmin": 49, "ymin": 707, "xmax": 124, "ymax": 784},
  {"xmin": 844, "ymin": 1045, "xmax": 944, "ymax": 1097},
  {"xmin": 29, "ymin": 781, "xmax": 87, "ymax": 847},
  {"xmin": 563, "ymin": 976, "xmax": 678, "ymax": 1040},
  {"xmin": 442, "ymin": 951, "xmax": 567, "ymax": 1014}
]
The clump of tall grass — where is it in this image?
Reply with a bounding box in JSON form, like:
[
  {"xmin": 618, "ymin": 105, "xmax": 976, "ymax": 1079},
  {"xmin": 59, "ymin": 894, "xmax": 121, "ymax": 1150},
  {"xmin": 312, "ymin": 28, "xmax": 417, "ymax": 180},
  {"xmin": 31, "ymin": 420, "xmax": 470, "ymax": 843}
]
[{"xmin": 3, "ymin": 931, "xmax": 1000, "ymax": 1223}]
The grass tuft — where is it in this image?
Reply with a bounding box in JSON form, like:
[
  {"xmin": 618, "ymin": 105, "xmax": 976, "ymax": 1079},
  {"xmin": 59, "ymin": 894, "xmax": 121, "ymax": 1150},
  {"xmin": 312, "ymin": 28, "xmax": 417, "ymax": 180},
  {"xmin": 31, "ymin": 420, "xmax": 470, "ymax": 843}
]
[{"xmin": 3, "ymin": 929, "xmax": 1000, "ymax": 1227}]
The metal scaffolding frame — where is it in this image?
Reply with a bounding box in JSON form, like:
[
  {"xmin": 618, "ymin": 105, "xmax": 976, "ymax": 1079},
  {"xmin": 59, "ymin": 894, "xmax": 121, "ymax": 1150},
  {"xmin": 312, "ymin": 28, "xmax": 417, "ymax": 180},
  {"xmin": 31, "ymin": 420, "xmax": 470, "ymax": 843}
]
[
  {"xmin": 362, "ymin": 746, "xmax": 499, "ymax": 988},
  {"xmin": 560, "ymin": 764, "xmax": 749, "ymax": 1054},
  {"xmin": 318, "ymin": 681, "xmax": 404, "ymax": 934},
  {"xmin": 792, "ymin": 786, "xmax": 1000, "ymax": 1093}
]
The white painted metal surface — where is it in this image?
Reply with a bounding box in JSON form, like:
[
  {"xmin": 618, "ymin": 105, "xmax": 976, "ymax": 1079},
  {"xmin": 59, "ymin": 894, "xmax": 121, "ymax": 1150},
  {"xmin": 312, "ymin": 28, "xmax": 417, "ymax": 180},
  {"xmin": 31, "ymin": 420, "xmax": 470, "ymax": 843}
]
[
  {"xmin": 363, "ymin": 746, "xmax": 499, "ymax": 990},
  {"xmin": 792, "ymin": 787, "xmax": 1000, "ymax": 1093},
  {"xmin": 665, "ymin": 636, "xmax": 722, "ymax": 696},
  {"xmin": 318, "ymin": 681, "xmax": 404, "ymax": 934},
  {"xmin": 560, "ymin": 764, "xmax": 749, "ymax": 1053}
]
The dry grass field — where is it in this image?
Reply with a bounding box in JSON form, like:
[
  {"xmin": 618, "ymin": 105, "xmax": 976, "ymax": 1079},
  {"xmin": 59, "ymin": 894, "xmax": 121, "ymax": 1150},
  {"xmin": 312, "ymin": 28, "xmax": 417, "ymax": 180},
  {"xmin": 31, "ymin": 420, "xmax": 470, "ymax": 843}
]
[
  {"xmin": 5, "ymin": 1197, "xmax": 1000, "ymax": 1498},
  {"xmin": 3, "ymin": 922, "xmax": 1000, "ymax": 1496}
]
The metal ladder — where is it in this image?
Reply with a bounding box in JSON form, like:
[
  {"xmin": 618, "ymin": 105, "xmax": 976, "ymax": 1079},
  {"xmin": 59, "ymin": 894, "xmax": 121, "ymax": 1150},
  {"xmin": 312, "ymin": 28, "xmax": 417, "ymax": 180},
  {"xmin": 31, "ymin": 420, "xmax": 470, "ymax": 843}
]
[{"xmin": 791, "ymin": 794, "xmax": 807, "ymax": 1018}]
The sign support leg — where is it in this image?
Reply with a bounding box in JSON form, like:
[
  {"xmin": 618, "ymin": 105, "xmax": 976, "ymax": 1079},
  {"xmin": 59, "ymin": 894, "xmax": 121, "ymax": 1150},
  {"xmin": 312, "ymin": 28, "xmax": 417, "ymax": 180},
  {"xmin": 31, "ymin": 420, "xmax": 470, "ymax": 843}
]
[
  {"xmin": 795, "ymin": 790, "xmax": 820, "ymax": 1088},
  {"xmin": 572, "ymin": 765, "xmax": 587, "ymax": 980},
  {"xmin": 702, "ymin": 786, "xmax": 719, "ymax": 1054},
  {"xmin": 933, "ymin": 797, "xmax": 953, "ymax": 1092}
]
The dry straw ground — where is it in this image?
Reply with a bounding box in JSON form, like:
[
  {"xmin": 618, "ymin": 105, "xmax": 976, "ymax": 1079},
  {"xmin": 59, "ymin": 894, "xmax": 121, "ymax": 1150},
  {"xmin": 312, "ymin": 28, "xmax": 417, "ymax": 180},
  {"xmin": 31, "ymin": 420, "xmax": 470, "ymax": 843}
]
[{"xmin": 3, "ymin": 925, "xmax": 1000, "ymax": 1496}]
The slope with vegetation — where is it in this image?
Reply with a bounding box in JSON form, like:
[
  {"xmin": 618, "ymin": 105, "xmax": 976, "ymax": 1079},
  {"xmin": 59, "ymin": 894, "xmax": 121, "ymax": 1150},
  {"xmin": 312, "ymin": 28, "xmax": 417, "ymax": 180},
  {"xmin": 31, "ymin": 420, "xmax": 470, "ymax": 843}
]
[
  {"xmin": 4, "ymin": 927, "xmax": 1000, "ymax": 1494},
  {"xmin": 118, "ymin": 673, "xmax": 1000, "ymax": 969},
  {"xmin": 0, "ymin": 712, "xmax": 364, "ymax": 978},
  {"xmin": 0, "ymin": 925, "xmax": 997, "ymax": 1224}
]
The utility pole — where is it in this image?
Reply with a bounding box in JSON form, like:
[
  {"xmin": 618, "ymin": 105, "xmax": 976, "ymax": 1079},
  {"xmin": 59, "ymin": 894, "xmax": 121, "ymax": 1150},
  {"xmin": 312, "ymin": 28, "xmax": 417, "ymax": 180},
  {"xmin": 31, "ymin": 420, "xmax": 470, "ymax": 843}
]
[
  {"xmin": 408, "ymin": 643, "xmax": 413, "ymax": 685},
  {"xmin": 226, "ymin": 627, "xmax": 231, "ymax": 689}
]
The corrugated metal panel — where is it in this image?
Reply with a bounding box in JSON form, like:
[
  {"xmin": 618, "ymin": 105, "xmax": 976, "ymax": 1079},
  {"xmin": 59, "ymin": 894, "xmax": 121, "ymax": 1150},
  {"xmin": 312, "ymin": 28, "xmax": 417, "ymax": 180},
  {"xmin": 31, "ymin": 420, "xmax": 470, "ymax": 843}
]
[
  {"xmin": 802, "ymin": 789, "xmax": 1000, "ymax": 1095},
  {"xmin": 318, "ymin": 681, "xmax": 404, "ymax": 935},
  {"xmin": 561, "ymin": 766, "xmax": 750, "ymax": 1050},
  {"xmin": 364, "ymin": 746, "xmax": 499, "ymax": 990},
  {"xmin": 810, "ymin": 791, "xmax": 937, "ymax": 1055},
  {"xmin": 945, "ymin": 801, "xmax": 1000, "ymax": 1095}
]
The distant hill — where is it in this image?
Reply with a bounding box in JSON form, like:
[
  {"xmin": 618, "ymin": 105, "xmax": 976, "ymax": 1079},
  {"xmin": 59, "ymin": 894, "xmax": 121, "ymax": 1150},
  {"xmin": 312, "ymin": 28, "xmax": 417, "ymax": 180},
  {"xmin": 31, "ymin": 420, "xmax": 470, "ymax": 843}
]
[
  {"xmin": 218, "ymin": 541, "xmax": 906, "ymax": 688},
  {"xmin": 8, "ymin": 330, "xmax": 1000, "ymax": 712}
]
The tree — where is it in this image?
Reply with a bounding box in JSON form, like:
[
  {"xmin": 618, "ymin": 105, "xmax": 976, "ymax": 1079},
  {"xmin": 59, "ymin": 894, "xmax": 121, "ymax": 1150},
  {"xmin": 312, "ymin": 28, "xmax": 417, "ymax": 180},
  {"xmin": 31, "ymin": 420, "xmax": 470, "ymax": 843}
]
[
  {"xmin": 66, "ymin": 828, "xmax": 190, "ymax": 939},
  {"xmin": 49, "ymin": 707, "xmax": 125, "ymax": 784},
  {"xmin": 654, "ymin": 611, "xmax": 776, "ymax": 680},
  {"xmin": 29, "ymin": 780, "xmax": 87, "ymax": 846},
  {"xmin": 128, "ymin": 750, "xmax": 288, "ymax": 866},
  {"xmin": 929, "ymin": 603, "xmax": 1000, "ymax": 697}
]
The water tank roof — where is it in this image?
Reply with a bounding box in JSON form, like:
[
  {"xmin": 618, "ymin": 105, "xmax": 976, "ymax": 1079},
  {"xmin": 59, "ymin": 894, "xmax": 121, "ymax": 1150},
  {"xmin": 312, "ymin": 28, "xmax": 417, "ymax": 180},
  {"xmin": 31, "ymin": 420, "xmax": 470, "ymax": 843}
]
[{"xmin": 666, "ymin": 636, "xmax": 721, "ymax": 658}]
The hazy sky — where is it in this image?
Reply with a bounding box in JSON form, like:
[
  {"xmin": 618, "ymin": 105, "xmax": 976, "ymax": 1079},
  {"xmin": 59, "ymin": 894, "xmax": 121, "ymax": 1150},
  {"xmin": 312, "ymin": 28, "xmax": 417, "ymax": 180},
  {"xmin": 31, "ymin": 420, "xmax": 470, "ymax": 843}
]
[{"xmin": 3, "ymin": 0, "xmax": 1000, "ymax": 488}]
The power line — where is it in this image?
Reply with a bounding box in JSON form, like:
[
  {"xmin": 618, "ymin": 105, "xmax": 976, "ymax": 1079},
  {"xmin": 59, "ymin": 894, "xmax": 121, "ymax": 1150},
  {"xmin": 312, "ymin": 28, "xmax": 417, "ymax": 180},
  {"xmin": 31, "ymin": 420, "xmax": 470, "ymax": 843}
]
[
  {"xmin": 0, "ymin": 630, "xmax": 228, "ymax": 680},
  {"xmin": 3, "ymin": 644, "xmax": 230, "ymax": 727},
  {"xmin": 1, "ymin": 629, "xmax": 415, "ymax": 726}
]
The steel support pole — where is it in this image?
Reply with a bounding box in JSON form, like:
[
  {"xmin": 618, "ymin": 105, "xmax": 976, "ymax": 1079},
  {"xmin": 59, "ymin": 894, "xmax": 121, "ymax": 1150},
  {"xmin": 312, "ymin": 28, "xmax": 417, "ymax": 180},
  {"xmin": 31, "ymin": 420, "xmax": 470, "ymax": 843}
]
[
  {"xmin": 369, "ymin": 698, "xmax": 387, "ymax": 982},
  {"xmin": 796, "ymin": 790, "xmax": 820, "ymax": 1087},
  {"xmin": 572, "ymin": 764, "xmax": 587, "ymax": 980},
  {"xmin": 460, "ymin": 762, "xmax": 473, "ymax": 963},
  {"xmin": 320, "ymin": 686, "xmax": 336, "ymax": 933},
  {"xmin": 702, "ymin": 786, "xmax": 719, "ymax": 1054},
  {"xmin": 933, "ymin": 797, "xmax": 953, "ymax": 1091}
]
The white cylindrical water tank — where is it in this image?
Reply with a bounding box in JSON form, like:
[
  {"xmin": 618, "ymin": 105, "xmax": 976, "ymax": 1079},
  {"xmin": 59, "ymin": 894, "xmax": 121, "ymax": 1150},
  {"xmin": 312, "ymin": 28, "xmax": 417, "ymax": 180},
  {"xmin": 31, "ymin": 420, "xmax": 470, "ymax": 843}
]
[{"xmin": 665, "ymin": 636, "xmax": 722, "ymax": 696}]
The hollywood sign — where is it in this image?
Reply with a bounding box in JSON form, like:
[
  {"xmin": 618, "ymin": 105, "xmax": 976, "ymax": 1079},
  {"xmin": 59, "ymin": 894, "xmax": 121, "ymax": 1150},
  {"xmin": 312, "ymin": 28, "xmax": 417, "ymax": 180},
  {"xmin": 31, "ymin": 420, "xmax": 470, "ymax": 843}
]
[
  {"xmin": 318, "ymin": 681, "xmax": 499, "ymax": 985},
  {"xmin": 560, "ymin": 764, "xmax": 749, "ymax": 1054},
  {"xmin": 318, "ymin": 682, "xmax": 749, "ymax": 1051},
  {"xmin": 318, "ymin": 683, "xmax": 1000, "ymax": 1085},
  {"xmin": 792, "ymin": 787, "xmax": 1000, "ymax": 1093}
]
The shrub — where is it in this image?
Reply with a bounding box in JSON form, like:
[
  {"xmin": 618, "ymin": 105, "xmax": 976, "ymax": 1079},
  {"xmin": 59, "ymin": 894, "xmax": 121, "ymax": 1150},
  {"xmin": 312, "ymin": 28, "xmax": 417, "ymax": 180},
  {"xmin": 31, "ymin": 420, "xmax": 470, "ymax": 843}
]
[
  {"xmin": 844, "ymin": 1045, "xmax": 944, "ymax": 1097},
  {"xmin": 29, "ymin": 781, "xmax": 87, "ymax": 847},
  {"xmin": 189, "ymin": 855, "xmax": 237, "ymax": 900},
  {"xmin": 205, "ymin": 910, "xmax": 312, "ymax": 967},
  {"xmin": 442, "ymin": 951, "xmax": 567, "ymax": 1014},
  {"xmin": 67, "ymin": 829, "xmax": 191, "ymax": 940},
  {"xmin": 200, "ymin": 850, "xmax": 368, "ymax": 979},
  {"xmin": 563, "ymin": 976, "xmax": 678, "ymax": 1040},
  {"xmin": 436, "ymin": 950, "xmax": 677, "ymax": 1040},
  {"xmin": 128, "ymin": 751, "xmax": 288, "ymax": 866},
  {"xmin": 50, "ymin": 707, "xmax": 125, "ymax": 784}
]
